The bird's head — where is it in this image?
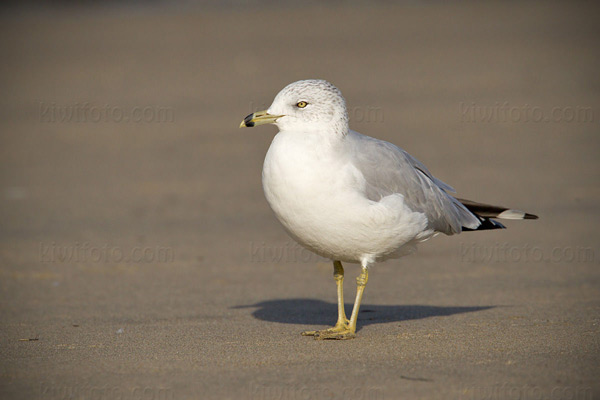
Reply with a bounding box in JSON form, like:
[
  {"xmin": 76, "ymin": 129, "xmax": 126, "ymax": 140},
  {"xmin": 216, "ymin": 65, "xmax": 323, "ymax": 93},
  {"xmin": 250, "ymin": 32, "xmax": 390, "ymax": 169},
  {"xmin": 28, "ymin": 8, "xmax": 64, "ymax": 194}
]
[{"xmin": 240, "ymin": 79, "xmax": 349, "ymax": 135}]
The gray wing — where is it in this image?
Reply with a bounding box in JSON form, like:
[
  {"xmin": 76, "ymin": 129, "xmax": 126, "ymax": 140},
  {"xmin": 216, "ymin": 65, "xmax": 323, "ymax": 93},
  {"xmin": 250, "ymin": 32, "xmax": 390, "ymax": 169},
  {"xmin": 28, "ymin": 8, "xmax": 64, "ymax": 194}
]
[{"xmin": 345, "ymin": 130, "xmax": 480, "ymax": 234}]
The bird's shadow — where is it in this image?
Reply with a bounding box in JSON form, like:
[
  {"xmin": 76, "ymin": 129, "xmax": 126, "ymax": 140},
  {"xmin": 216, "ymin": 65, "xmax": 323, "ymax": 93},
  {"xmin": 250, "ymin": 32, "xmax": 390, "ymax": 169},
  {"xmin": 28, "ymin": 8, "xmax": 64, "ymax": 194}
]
[{"xmin": 233, "ymin": 298, "xmax": 494, "ymax": 330}]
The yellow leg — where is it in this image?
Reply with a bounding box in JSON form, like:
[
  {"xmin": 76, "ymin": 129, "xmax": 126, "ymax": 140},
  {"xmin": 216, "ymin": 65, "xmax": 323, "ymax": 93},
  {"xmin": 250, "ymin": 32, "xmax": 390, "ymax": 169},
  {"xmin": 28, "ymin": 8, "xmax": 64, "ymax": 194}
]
[
  {"xmin": 348, "ymin": 267, "xmax": 368, "ymax": 333},
  {"xmin": 304, "ymin": 265, "xmax": 369, "ymax": 340},
  {"xmin": 302, "ymin": 261, "xmax": 349, "ymax": 337},
  {"xmin": 333, "ymin": 260, "xmax": 349, "ymax": 328}
]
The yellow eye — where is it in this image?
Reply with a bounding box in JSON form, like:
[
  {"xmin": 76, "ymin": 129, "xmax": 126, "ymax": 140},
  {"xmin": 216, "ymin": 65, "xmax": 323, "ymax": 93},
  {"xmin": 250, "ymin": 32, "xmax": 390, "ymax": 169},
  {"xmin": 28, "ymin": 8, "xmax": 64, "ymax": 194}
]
[{"xmin": 296, "ymin": 101, "xmax": 308, "ymax": 108}]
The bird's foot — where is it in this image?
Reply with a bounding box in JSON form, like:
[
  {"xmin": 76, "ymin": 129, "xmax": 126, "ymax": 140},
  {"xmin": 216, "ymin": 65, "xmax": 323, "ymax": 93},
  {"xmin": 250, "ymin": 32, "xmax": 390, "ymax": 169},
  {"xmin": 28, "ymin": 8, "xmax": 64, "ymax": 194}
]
[
  {"xmin": 314, "ymin": 329, "xmax": 356, "ymax": 340},
  {"xmin": 301, "ymin": 321, "xmax": 356, "ymax": 340}
]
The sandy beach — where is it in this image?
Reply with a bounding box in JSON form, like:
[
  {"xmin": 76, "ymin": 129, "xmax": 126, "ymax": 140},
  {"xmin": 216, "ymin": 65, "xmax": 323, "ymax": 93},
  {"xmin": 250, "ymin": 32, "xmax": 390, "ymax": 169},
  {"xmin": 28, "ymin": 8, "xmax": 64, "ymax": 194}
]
[{"xmin": 0, "ymin": 1, "xmax": 599, "ymax": 399}]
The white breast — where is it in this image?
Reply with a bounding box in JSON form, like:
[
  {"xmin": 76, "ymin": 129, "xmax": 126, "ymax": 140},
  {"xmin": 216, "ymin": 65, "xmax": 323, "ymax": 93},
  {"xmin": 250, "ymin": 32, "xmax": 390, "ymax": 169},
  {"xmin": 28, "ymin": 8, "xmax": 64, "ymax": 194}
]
[{"xmin": 262, "ymin": 130, "xmax": 429, "ymax": 265}]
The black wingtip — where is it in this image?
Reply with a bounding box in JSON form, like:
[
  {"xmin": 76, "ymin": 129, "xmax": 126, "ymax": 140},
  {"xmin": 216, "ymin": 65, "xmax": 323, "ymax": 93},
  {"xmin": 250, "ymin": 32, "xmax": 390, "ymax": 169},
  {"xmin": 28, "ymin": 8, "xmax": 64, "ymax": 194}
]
[
  {"xmin": 524, "ymin": 213, "xmax": 539, "ymax": 220},
  {"xmin": 462, "ymin": 218, "xmax": 506, "ymax": 232}
]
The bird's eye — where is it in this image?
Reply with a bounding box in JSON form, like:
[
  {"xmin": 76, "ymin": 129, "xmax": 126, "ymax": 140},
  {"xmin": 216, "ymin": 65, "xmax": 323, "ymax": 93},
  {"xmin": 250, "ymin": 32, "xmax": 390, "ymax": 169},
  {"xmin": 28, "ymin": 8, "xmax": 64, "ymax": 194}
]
[{"xmin": 296, "ymin": 101, "xmax": 308, "ymax": 108}]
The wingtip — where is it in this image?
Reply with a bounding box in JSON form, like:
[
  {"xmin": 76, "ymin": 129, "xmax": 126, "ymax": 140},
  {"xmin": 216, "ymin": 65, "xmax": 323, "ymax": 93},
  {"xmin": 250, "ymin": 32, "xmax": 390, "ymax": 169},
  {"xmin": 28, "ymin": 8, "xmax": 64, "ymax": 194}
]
[{"xmin": 496, "ymin": 209, "xmax": 539, "ymax": 220}]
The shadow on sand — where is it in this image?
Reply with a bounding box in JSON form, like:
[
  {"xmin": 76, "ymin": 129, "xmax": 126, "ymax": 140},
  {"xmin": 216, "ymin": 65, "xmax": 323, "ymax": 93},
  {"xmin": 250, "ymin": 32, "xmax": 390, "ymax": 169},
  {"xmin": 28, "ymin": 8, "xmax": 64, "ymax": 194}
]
[{"xmin": 234, "ymin": 298, "xmax": 494, "ymax": 330}]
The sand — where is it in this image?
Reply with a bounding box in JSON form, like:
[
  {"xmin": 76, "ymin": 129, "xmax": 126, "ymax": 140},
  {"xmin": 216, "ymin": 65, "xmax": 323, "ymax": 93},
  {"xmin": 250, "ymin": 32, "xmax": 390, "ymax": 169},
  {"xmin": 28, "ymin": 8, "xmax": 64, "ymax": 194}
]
[{"xmin": 0, "ymin": 2, "xmax": 598, "ymax": 399}]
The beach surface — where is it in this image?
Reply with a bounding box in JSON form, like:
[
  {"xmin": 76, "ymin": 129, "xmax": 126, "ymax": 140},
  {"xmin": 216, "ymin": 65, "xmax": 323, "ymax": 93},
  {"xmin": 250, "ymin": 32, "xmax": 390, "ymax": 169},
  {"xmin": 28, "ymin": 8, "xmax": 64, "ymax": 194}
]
[{"xmin": 0, "ymin": 2, "xmax": 598, "ymax": 399}]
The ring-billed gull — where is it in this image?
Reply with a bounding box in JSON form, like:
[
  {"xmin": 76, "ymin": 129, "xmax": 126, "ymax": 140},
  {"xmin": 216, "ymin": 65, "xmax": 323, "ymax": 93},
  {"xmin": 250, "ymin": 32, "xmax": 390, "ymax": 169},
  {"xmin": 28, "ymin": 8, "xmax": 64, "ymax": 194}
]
[{"xmin": 240, "ymin": 79, "xmax": 538, "ymax": 340}]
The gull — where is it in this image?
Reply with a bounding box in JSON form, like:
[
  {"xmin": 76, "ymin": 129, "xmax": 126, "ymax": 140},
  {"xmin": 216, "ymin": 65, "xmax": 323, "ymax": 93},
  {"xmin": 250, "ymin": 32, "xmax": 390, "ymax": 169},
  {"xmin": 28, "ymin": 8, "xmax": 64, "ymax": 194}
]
[{"xmin": 240, "ymin": 79, "xmax": 538, "ymax": 340}]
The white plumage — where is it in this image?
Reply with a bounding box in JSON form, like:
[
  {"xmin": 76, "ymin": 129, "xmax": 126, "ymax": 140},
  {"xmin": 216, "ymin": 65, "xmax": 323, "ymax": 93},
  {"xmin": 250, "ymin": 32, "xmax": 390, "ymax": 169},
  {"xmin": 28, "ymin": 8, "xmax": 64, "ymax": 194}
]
[
  {"xmin": 261, "ymin": 80, "xmax": 478, "ymax": 266},
  {"xmin": 240, "ymin": 79, "xmax": 537, "ymax": 339}
]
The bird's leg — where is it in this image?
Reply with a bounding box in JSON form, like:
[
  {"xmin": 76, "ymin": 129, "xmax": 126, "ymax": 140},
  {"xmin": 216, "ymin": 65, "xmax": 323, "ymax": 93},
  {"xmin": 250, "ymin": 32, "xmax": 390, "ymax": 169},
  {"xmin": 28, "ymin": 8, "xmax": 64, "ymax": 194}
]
[
  {"xmin": 311, "ymin": 266, "xmax": 369, "ymax": 340},
  {"xmin": 333, "ymin": 261, "xmax": 350, "ymax": 329},
  {"xmin": 348, "ymin": 267, "xmax": 368, "ymax": 333},
  {"xmin": 302, "ymin": 261, "xmax": 350, "ymax": 337}
]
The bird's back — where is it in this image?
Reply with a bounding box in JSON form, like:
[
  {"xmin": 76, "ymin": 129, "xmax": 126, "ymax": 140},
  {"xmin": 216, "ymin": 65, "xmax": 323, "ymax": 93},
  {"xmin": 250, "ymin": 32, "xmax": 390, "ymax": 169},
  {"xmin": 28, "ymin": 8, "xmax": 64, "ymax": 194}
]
[{"xmin": 343, "ymin": 130, "xmax": 481, "ymax": 234}]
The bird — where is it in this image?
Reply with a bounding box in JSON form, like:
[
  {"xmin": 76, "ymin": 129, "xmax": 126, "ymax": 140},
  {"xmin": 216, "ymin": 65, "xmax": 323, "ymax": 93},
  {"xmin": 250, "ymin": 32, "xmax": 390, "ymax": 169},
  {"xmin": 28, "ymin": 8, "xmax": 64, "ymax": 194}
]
[{"xmin": 239, "ymin": 79, "xmax": 538, "ymax": 340}]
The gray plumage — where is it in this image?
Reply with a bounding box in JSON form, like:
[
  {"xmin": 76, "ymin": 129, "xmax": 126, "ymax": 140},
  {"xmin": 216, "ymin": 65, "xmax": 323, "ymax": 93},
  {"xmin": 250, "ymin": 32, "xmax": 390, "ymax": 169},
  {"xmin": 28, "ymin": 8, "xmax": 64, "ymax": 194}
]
[{"xmin": 344, "ymin": 130, "xmax": 482, "ymax": 234}]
